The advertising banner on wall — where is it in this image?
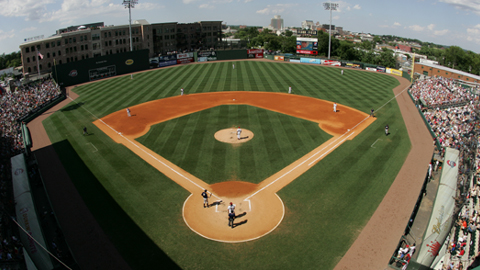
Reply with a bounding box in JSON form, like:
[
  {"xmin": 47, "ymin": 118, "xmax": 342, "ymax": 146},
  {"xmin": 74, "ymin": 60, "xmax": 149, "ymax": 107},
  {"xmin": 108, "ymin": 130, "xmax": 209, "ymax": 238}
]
[
  {"xmin": 247, "ymin": 49, "xmax": 264, "ymax": 58},
  {"xmin": 345, "ymin": 63, "xmax": 361, "ymax": 68},
  {"xmin": 322, "ymin": 60, "xmax": 341, "ymax": 66},
  {"xmin": 177, "ymin": 52, "xmax": 194, "ymax": 59},
  {"xmin": 376, "ymin": 66, "xmax": 386, "ymax": 72},
  {"xmin": 416, "ymin": 147, "xmax": 459, "ymax": 267},
  {"xmin": 274, "ymin": 55, "xmax": 285, "ymax": 61},
  {"xmin": 386, "ymin": 68, "xmax": 403, "ymax": 76},
  {"xmin": 296, "ymin": 37, "xmax": 318, "ymax": 55},
  {"xmin": 11, "ymin": 154, "xmax": 53, "ymax": 270},
  {"xmin": 198, "ymin": 51, "xmax": 217, "ymax": 61},
  {"xmin": 159, "ymin": 60, "xmax": 177, "ymax": 67},
  {"xmin": 300, "ymin": 58, "xmax": 321, "ymax": 64},
  {"xmin": 289, "ymin": 59, "xmax": 301, "ymax": 63},
  {"xmin": 177, "ymin": 58, "xmax": 194, "ymax": 64},
  {"xmin": 365, "ymin": 67, "xmax": 377, "ymax": 71},
  {"xmin": 159, "ymin": 55, "xmax": 177, "ymax": 61}
]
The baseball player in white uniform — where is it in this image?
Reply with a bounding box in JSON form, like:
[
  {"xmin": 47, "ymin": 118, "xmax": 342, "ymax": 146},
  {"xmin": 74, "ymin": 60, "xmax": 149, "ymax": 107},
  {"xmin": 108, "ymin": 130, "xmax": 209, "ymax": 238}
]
[
  {"xmin": 237, "ymin": 126, "xmax": 242, "ymax": 140},
  {"xmin": 126, "ymin": 108, "xmax": 131, "ymax": 117},
  {"xmin": 333, "ymin": 103, "xmax": 337, "ymax": 112},
  {"xmin": 228, "ymin": 202, "xmax": 236, "ymax": 213},
  {"xmin": 288, "ymin": 86, "xmax": 292, "ymax": 94},
  {"xmin": 181, "ymin": 88, "xmax": 184, "ymax": 96}
]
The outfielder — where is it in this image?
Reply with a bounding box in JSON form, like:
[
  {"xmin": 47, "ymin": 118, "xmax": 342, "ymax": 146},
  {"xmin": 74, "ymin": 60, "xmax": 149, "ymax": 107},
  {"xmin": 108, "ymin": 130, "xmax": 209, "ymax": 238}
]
[
  {"xmin": 333, "ymin": 102, "xmax": 337, "ymax": 113},
  {"xmin": 288, "ymin": 86, "xmax": 292, "ymax": 94},
  {"xmin": 385, "ymin": 125, "xmax": 389, "ymax": 136},
  {"xmin": 181, "ymin": 88, "xmax": 184, "ymax": 96},
  {"xmin": 126, "ymin": 108, "xmax": 131, "ymax": 117}
]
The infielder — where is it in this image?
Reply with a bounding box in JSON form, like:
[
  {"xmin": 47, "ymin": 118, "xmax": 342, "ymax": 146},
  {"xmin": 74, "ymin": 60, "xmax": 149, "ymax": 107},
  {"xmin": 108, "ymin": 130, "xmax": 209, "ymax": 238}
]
[
  {"xmin": 126, "ymin": 108, "xmax": 131, "ymax": 117},
  {"xmin": 333, "ymin": 103, "xmax": 337, "ymax": 113},
  {"xmin": 201, "ymin": 189, "xmax": 211, "ymax": 208},
  {"xmin": 237, "ymin": 126, "xmax": 242, "ymax": 140}
]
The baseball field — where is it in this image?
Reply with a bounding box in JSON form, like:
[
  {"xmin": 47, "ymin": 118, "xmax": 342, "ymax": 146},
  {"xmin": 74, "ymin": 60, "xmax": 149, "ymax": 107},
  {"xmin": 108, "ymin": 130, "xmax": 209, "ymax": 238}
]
[{"xmin": 41, "ymin": 60, "xmax": 411, "ymax": 269}]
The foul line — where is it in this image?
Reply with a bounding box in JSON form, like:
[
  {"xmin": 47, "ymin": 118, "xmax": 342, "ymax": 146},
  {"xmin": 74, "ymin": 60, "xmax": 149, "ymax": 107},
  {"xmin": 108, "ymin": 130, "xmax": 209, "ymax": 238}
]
[
  {"xmin": 67, "ymin": 96, "xmax": 218, "ymax": 199},
  {"xmin": 87, "ymin": 142, "xmax": 98, "ymax": 152},
  {"xmin": 244, "ymin": 84, "xmax": 411, "ymax": 203}
]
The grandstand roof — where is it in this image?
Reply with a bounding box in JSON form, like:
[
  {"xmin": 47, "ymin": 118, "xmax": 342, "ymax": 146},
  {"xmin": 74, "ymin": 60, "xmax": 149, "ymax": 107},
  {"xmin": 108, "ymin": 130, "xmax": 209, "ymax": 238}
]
[{"xmin": 417, "ymin": 62, "xmax": 480, "ymax": 81}]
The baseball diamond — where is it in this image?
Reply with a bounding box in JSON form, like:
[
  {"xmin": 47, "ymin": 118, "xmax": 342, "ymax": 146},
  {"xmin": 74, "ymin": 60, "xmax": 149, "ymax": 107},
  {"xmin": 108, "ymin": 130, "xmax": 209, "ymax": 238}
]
[
  {"xmin": 94, "ymin": 91, "xmax": 374, "ymax": 242},
  {"xmin": 33, "ymin": 60, "xmax": 431, "ymax": 270}
]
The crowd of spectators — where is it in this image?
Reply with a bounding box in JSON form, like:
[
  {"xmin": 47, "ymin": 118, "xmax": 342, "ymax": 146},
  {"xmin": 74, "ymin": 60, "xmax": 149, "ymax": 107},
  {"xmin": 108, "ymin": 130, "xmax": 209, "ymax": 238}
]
[
  {"xmin": 410, "ymin": 77, "xmax": 478, "ymax": 108},
  {"xmin": 0, "ymin": 77, "xmax": 61, "ymax": 269},
  {"xmin": 406, "ymin": 76, "xmax": 479, "ymax": 269}
]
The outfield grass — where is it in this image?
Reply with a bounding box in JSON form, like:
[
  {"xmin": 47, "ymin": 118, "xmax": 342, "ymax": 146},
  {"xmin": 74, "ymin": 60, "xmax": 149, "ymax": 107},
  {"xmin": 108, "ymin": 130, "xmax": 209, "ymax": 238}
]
[
  {"xmin": 43, "ymin": 61, "xmax": 410, "ymax": 270},
  {"xmin": 136, "ymin": 105, "xmax": 332, "ymax": 184}
]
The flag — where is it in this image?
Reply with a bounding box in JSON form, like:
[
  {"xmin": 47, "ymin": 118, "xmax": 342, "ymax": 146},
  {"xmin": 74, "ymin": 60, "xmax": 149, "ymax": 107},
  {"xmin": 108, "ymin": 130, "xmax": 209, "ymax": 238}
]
[{"xmin": 38, "ymin": 52, "xmax": 44, "ymax": 59}]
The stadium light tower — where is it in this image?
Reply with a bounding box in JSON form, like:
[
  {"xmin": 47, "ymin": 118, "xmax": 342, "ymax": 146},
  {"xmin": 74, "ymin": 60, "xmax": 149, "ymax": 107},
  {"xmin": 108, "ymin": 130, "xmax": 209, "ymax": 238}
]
[
  {"xmin": 123, "ymin": 0, "xmax": 138, "ymax": 52},
  {"xmin": 323, "ymin": 2, "xmax": 338, "ymax": 59}
]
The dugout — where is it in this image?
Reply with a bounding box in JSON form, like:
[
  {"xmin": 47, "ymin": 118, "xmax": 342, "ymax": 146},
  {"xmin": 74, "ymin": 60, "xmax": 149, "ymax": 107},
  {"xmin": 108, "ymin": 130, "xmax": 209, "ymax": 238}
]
[{"xmin": 54, "ymin": 49, "xmax": 149, "ymax": 87}]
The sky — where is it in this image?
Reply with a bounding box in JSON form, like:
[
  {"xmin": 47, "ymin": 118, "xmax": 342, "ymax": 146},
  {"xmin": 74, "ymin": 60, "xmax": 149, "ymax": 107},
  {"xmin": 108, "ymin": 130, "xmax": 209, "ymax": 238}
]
[{"xmin": 1, "ymin": 0, "xmax": 480, "ymax": 55}]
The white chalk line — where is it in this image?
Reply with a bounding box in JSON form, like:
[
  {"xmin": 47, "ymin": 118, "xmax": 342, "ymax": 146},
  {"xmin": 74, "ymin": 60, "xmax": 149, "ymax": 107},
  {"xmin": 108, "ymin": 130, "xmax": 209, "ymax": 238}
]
[
  {"xmin": 68, "ymin": 96, "xmax": 218, "ymax": 199},
  {"xmin": 87, "ymin": 142, "xmax": 98, "ymax": 152},
  {"xmin": 371, "ymin": 139, "xmax": 380, "ymax": 148},
  {"xmin": 244, "ymin": 84, "xmax": 410, "ymax": 203}
]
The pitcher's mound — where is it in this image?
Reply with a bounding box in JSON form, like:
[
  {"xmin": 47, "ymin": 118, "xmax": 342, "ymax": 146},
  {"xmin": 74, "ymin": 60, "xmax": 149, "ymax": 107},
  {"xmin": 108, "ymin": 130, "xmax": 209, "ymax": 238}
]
[{"xmin": 215, "ymin": 128, "xmax": 254, "ymax": 144}]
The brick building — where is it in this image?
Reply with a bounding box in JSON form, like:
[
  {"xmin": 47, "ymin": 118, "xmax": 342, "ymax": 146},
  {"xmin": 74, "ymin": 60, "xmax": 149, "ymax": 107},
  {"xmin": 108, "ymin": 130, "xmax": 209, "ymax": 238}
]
[
  {"xmin": 20, "ymin": 20, "xmax": 222, "ymax": 75},
  {"xmin": 414, "ymin": 62, "xmax": 480, "ymax": 84}
]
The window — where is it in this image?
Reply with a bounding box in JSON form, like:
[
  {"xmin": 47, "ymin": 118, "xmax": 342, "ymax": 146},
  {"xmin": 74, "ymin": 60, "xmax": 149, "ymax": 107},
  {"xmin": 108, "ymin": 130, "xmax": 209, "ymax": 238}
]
[
  {"xmin": 80, "ymin": 36, "xmax": 83, "ymax": 41},
  {"xmin": 85, "ymin": 54, "xmax": 88, "ymax": 59},
  {"xmin": 67, "ymin": 58, "xmax": 69, "ymax": 63},
  {"xmin": 82, "ymin": 55, "xmax": 85, "ymax": 60},
  {"xmin": 28, "ymin": 67, "xmax": 31, "ymax": 73},
  {"xmin": 104, "ymin": 32, "xmax": 107, "ymax": 38},
  {"xmin": 59, "ymin": 60, "xmax": 62, "ymax": 64},
  {"xmin": 27, "ymin": 57, "xmax": 30, "ymax": 63},
  {"xmin": 52, "ymin": 42, "xmax": 55, "ymax": 48},
  {"xmin": 33, "ymin": 55, "xmax": 36, "ymax": 61},
  {"xmin": 116, "ymin": 40, "xmax": 118, "ymax": 45},
  {"xmin": 53, "ymin": 52, "xmax": 56, "ymax": 57},
  {"xmin": 73, "ymin": 37, "xmax": 76, "ymax": 42},
  {"xmin": 136, "ymin": 37, "xmax": 139, "ymax": 42},
  {"xmin": 48, "ymin": 63, "xmax": 51, "ymax": 68},
  {"xmin": 74, "ymin": 46, "xmax": 77, "ymax": 52},
  {"xmin": 109, "ymin": 40, "xmax": 112, "ymax": 46},
  {"xmin": 46, "ymin": 43, "xmax": 49, "ymax": 48},
  {"xmin": 47, "ymin": 53, "xmax": 50, "ymax": 58},
  {"xmin": 108, "ymin": 32, "xmax": 111, "ymax": 37},
  {"xmin": 105, "ymin": 41, "xmax": 108, "ymax": 47},
  {"xmin": 81, "ymin": 45, "xmax": 84, "ymax": 51},
  {"xmin": 74, "ymin": 56, "xmax": 77, "ymax": 61},
  {"xmin": 84, "ymin": 35, "xmax": 87, "ymax": 41},
  {"xmin": 39, "ymin": 64, "xmax": 42, "ymax": 70},
  {"xmin": 170, "ymin": 35, "xmax": 174, "ymax": 39},
  {"xmin": 37, "ymin": 44, "xmax": 41, "ymax": 50},
  {"xmin": 57, "ymin": 41, "xmax": 61, "ymax": 46},
  {"xmin": 123, "ymin": 38, "xmax": 126, "ymax": 44},
  {"xmin": 65, "ymin": 49, "xmax": 68, "ymax": 54},
  {"xmin": 115, "ymin": 31, "xmax": 118, "ymax": 36},
  {"xmin": 123, "ymin": 30, "xmax": 126, "ymax": 35},
  {"xmin": 31, "ymin": 46, "xmax": 34, "ymax": 52},
  {"xmin": 85, "ymin": 44, "xmax": 88, "ymax": 50},
  {"xmin": 26, "ymin": 47, "xmax": 30, "ymax": 53},
  {"xmin": 58, "ymin": 50, "xmax": 61, "ymax": 56}
]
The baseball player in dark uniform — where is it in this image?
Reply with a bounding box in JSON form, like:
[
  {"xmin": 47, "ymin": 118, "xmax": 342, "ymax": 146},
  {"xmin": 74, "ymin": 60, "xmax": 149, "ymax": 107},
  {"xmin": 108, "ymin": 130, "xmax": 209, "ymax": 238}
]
[
  {"xmin": 201, "ymin": 189, "xmax": 211, "ymax": 208},
  {"xmin": 228, "ymin": 211, "xmax": 235, "ymax": 228}
]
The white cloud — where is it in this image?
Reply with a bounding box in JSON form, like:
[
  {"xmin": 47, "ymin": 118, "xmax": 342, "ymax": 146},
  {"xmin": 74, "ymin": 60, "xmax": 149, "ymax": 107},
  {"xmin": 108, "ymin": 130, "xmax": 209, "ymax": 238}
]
[
  {"xmin": 353, "ymin": 4, "xmax": 361, "ymax": 9},
  {"xmin": 183, "ymin": 0, "xmax": 197, "ymax": 4},
  {"xmin": 21, "ymin": 27, "xmax": 37, "ymax": 32},
  {"xmin": 409, "ymin": 25, "xmax": 425, "ymax": 31},
  {"xmin": 427, "ymin": 24, "xmax": 435, "ymax": 31},
  {"xmin": 393, "ymin": 22, "xmax": 401, "ymax": 27},
  {"xmin": 333, "ymin": 15, "xmax": 340, "ymax": 20},
  {"xmin": 439, "ymin": 0, "xmax": 480, "ymax": 15},
  {"xmin": 467, "ymin": 24, "xmax": 480, "ymax": 34},
  {"xmin": 434, "ymin": 29, "xmax": 449, "ymax": 35},
  {"xmin": 244, "ymin": 0, "xmax": 252, "ymax": 2},
  {"xmin": 0, "ymin": 0, "xmax": 53, "ymax": 21},
  {"xmin": 39, "ymin": 1, "xmax": 163, "ymax": 24},
  {"xmin": 199, "ymin": 3, "xmax": 214, "ymax": 9},
  {"xmin": 256, "ymin": 4, "xmax": 297, "ymax": 15},
  {"xmin": 0, "ymin": 30, "xmax": 15, "ymax": 42}
]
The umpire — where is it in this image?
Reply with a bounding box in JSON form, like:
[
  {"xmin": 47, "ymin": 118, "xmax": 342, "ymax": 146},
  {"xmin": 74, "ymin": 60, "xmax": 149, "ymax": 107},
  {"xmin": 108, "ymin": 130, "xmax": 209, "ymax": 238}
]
[{"xmin": 228, "ymin": 212, "xmax": 235, "ymax": 228}]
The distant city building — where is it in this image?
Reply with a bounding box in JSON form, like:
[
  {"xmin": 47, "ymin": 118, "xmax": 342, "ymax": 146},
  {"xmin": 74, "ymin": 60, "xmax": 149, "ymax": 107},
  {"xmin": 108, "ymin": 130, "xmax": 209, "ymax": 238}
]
[
  {"xmin": 301, "ymin": 20, "xmax": 315, "ymax": 30},
  {"xmin": 19, "ymin": 20, "xmax": 222, "ymax": 75},
  {"xmin": 270, "ymin": 15, "xmax": 284, "ymax": 30},
  {"xmin": 397, "ymin": 44, "xmax": 412, "ymax": 52}
]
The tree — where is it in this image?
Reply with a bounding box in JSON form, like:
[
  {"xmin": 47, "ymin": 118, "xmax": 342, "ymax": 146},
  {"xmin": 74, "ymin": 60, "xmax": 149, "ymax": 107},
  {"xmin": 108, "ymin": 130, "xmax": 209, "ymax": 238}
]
[{"xmin": 378, "ymin": 48, "xmax": 396, "ymax": 68}]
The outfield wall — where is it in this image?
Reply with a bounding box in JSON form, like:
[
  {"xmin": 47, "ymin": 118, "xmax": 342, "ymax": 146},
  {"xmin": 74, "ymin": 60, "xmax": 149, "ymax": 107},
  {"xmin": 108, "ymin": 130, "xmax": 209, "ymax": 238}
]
[{"xmin": 55, "ymin": 50, "xmax": 149, "ymax": 87}]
